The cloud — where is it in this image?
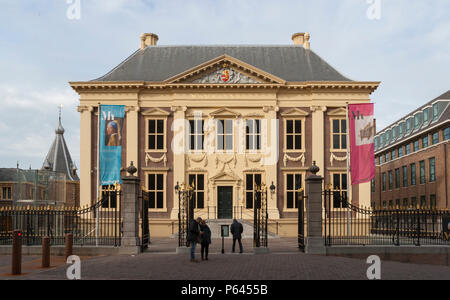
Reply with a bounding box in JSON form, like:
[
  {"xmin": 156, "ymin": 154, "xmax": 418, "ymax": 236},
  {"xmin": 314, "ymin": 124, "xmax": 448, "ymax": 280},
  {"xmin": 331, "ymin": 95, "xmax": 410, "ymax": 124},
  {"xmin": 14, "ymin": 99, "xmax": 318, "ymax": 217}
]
[{"xmin": 0, "ymin": 0, "xmax": 449, "ymax": 168}]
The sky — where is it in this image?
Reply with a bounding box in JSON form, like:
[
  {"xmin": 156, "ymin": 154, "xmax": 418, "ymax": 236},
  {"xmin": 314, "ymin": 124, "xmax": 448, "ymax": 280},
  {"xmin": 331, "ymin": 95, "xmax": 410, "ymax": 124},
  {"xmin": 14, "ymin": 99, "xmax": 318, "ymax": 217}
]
[{"xmin": 0, "ymin": 0, "xmax": 449, "ymax": 169}]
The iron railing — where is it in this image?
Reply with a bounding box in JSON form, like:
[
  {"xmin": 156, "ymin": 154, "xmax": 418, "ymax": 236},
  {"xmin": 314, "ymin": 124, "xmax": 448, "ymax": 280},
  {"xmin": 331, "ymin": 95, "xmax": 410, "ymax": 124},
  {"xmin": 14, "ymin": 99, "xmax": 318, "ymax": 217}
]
[
  {"xmin": 0, "ymin": 189, "xmax": 122, "ymax": 246},
  {"xmin": 324, "ymin": 189, "xmax": 450, "ymax": 246}
]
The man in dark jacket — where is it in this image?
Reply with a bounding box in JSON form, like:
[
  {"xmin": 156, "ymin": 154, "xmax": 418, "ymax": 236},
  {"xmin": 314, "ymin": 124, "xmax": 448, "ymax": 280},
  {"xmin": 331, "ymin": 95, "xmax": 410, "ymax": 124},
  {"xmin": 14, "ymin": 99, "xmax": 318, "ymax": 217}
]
[
  {"xmin": 230, "ymin": 219, "xmax": 243, "ymax": 253},
  {"xmin": 187, "ymin": 217, "xmax": 203, "ymax": 262}
]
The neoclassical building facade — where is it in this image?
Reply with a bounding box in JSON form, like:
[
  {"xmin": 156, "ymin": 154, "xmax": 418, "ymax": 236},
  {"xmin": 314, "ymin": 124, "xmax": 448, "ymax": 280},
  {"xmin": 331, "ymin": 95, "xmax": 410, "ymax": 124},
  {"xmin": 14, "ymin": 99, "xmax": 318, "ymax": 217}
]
[{"xmin": 71, "ymin": 33, "xmax": 379, "ymax": 237}]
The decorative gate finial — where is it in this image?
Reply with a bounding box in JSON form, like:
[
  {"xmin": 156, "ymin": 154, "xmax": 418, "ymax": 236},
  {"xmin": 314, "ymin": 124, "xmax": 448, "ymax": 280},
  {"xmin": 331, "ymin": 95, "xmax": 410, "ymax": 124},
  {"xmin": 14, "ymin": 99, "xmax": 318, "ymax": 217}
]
[{"xmin": 308, "ymin": 161, "xmax": 320, "ymax": 175}]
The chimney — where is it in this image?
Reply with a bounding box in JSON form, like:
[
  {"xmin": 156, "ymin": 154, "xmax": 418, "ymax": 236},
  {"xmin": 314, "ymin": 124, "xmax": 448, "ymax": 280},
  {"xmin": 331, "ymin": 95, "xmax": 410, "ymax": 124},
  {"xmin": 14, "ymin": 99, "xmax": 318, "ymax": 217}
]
[
  {"xmin": 140, "ymin": 33, "xmax": 159, "ymax": 49},
  {"xmin": 292, "ymin": 32, "xmax": 310, "ymax": 50}
]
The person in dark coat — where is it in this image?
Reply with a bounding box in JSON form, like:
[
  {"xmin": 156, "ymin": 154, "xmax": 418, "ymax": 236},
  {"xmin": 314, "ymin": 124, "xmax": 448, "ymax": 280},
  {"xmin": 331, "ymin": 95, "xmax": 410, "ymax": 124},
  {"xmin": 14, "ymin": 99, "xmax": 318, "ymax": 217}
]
[
  {"xmin": 187, "ymin": 217, "xmax": 203, "ymax": 262},
  {"xmin": 230, "ymin": 219, "xmax": 244, "ymax": 253},
  {"xmin": 200, "ymin": 220, "xmax": 212, "ymax": 261}
]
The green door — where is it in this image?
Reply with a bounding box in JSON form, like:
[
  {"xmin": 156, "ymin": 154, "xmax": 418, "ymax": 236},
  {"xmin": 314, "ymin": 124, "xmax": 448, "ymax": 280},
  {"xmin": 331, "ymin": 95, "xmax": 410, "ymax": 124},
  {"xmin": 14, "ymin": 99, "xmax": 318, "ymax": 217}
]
[{"xmin": 218, "ymin": 187, "xmax": 233, "ymax": 219}]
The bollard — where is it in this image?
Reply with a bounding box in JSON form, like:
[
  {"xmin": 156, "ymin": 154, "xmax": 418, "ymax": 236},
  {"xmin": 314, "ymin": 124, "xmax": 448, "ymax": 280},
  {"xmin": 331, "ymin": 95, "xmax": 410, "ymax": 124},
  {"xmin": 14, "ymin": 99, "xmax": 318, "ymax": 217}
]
[
  {"xmin": 65, "ymin": 233, "xmax": 73, "ymax": 260},
  {"xmin": 42, "ymin": 236, "xmax": 50, "ymax": 268},
  {"xmin": 11, "ymin": 230, "xmax": 22, "ymax": 275}
]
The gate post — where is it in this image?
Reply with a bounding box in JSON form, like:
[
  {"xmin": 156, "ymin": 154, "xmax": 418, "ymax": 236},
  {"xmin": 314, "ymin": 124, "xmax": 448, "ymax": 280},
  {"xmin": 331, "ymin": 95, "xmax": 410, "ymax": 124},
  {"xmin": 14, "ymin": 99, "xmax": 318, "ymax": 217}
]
[
  {"xmin": 120, "ymin": 162, "xmax": 141, "ymax": 254},
  {"xmin": 305, "ymin": 162, "xmax": 326, "ymax": 255}
]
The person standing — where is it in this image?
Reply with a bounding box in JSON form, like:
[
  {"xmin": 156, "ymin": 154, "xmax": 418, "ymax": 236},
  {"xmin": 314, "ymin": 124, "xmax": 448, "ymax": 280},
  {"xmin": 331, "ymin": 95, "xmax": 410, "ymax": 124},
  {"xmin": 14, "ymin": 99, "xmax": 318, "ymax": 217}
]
[
  {"xmin": 230, "ymin": 219, "xmax": 243, "ymax": 253},
  {"xmin": 200, "ymin": 220, "xmax": 212, "ymax": 261},
  {"xmin": 187, "ymin": 217, "xmax": 203, "ymax": 262}
]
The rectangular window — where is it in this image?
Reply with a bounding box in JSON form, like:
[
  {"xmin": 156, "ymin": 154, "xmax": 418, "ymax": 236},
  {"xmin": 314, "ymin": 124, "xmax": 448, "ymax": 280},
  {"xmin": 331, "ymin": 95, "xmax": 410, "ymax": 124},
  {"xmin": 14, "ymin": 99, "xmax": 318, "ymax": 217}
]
[
  {"xmin": 189, "ymin": 120, "xmax": 204, "ymax": 151},
  {"xmin": 402, "ymin": 166, "xmax": 408, "ymax": 187},
  {"xmin": 371, "ymin": 179, "xmax": 375, "ymax": 193},
  {"xmin": 101, "ymin": 185, "xmax": 117, "ymax": 208},
  {"xmin": 395, "ymin": 199, "xmax": 400, "ymax": 207},
  {"xmin": 332, "ymin": 173, "xmax": 347, "ymax": 208},
  {"xmin": 406, "ymin": 119, "xmax": 411, "ymax": 132},
  {"xmin": 429, "ymin": 157, "xmax": 436, "ymax": 182},
  {"xmin": 245, "ymin": 173, "xmax": 262, "ymax": 209},
  {"xmin": 385, "ymin": 153, "xmax": 389, "ymax": 163},
  {"xmin": 2, "ymin": 187, "xmax": 12, "ymax": 200},
  {"xmin": 388, "ymin": 171, "xmax": 393, "ymax": 190},
  {"xmin": 414, "ymin": 140, "xmax": 420, "ymax": 152},
  {"xmin": 285, "ymin": 173, "xmax": 303, "ymax": 209},
  {"xmin": 188, "ymin": 174, "xmax": 205, "ymax": 209},
  {"xmin": 411, "ymin": 163, "xmax": 416, "ymax": 186},
  {"xmin": 398, "ymin": 147, "xmax": 403, "ymax": 158},
  {"xmin": 432, "ymin": 132, "xmax": 439, "ymax": 145},
  {"xmin": 420, "ymin": 196, "xmax": 426, "ymax": 208},
  {"xmin": 147, "ymin": 173, "xmax": 165, "ymax": 209},
  {"xmin": 444, "ymin": 127, "xmax": 450, "ymax": 140},
  {"xmin": 402, "ymin": 198, "xmax": 409, "ymax": 207},
  {"xmin": 147, "ymin": 119, "xmax": 165, "ymax": 150},
  {"xmin": 286, "ymin": 120, "xmax": 302, "ymax": 151},
  {"xmin": 422, "ymin": 136, "xmax": 429, "ymax": 148},
  {"xmin": 391, "ymin": 150, "xmax": 396, "ymax": 160},
  {"xmin": 246, "ymin": 119, "xmax": 262, "ymax": 151},
  {"xmin": 406, "ymin": 143, "xmax": 411, "ymax": 155},
  {"xmin": 411, "ymin": 197, "xmax": 417, "ymax": 207},
  {"xmin": 217, "ymin": 119, "xmax": 233, "ymax": 151},
  {"xmin": 419, "ymin": 160, "xmax": 425, "ymax": 184},
  {"xmin": 332, "ymin": 119, "xmax": 347, "ymax": 150},
  {"xmin": 395, "ymin": 168, "xmax": 400, "ymax": 189},
  {"xmin": 382, "ymin": 173, "xmax": 386, "ymax": 191},
  {"xmin": 430, "ymin": 195, "xmax": 436, "ymax": 209},
  {"xmin": 380, "ymin": 156, "xmax": 383, "ymax": 164}
]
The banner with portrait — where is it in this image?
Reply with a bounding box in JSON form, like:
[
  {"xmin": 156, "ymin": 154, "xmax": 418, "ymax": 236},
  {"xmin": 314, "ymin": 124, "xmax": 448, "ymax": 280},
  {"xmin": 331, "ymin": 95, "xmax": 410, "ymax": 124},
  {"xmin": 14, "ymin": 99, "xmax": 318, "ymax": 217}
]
[{"xmin": 99, "ymin": 105, "xmax": 124, "ymax": 186}]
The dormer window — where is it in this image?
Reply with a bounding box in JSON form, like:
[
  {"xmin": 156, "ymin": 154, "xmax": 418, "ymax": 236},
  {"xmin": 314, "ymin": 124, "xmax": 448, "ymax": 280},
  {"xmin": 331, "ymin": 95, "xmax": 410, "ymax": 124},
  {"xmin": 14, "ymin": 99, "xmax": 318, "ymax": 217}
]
[
  {"xmin": 423, "ymin": 108, "xmax": 430, "ymax": 124},
  {"xmin": 414, "ymin": 113, "xmax": 421, "ymax": 129},
  {"xmin": 406, "ymin": 118, "xmax": 412, "ymax": 133},
  {"xmin": 433, "ymin": 103, "xmax": 439, "ymax": 121},
  {"xmin": 399, "ymin": 123, "xmax": 404, "ymax": 137}
]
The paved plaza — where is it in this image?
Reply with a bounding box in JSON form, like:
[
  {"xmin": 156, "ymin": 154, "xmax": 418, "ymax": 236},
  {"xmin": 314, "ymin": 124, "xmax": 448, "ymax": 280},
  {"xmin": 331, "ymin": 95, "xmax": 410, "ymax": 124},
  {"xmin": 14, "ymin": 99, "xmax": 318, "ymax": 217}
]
[{"xmin": 0, "ymin": 238, "xmax": 449, "ymax": 280}]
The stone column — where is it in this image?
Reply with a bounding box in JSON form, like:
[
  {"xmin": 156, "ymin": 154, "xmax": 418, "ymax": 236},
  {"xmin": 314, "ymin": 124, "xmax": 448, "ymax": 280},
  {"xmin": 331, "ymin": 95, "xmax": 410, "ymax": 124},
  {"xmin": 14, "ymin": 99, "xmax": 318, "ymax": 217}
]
[
  {"xmin": 264, "ymin": 106, "xmax": 280, "ymax": 220},
  {"xmin": 170, "ymin": 106, "xmax": 187, "ymax": 219},
  {"xmin": 120, "ymin": 162, "xmax": 141, "ymax": 254},
  {"xmin": 77, "ymin": 105, "xmax": 93, "ymax": 207},
  {"xmin": 305, "ymin": 162, "xmax": 326, "ymax": 254}
]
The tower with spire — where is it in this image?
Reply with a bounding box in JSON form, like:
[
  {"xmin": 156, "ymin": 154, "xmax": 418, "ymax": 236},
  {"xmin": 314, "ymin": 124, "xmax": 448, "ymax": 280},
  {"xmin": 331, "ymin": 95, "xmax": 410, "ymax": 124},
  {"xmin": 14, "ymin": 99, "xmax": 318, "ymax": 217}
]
[{"xmin": 42, "ymin": 105, "xmax": 79, "ymax": 181}]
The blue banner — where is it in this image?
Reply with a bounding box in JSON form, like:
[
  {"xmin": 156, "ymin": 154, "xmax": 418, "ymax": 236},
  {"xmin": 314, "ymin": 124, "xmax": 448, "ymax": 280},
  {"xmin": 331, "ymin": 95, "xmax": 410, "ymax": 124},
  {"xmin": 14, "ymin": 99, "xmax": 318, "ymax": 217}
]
[{"xmin": 99, "ymin": 105, "xmax": 125, "ymax": 186}]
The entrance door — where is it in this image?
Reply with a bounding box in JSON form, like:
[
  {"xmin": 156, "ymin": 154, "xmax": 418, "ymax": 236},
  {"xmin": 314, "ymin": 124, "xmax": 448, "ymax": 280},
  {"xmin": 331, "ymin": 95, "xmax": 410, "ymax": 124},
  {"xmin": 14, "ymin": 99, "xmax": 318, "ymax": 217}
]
[{"xmin": 217, "ymin": 187, "xmax": 233, "ymax": 219}]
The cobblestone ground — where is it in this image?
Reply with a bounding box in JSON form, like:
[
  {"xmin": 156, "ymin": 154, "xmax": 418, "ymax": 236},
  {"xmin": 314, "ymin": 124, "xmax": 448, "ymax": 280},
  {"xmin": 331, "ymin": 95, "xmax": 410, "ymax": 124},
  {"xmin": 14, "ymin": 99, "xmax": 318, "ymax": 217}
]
[{"xmin": 0, "ymin": 238, "xmax": 449, "ymax": 280}]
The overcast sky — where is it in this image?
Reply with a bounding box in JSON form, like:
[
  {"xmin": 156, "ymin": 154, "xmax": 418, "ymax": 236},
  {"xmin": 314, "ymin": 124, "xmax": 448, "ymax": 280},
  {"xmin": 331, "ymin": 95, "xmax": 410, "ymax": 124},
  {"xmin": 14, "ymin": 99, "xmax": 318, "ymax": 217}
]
[{"xmin": 0, "ymin": 0, "xmax": 449, "ymax": 169}]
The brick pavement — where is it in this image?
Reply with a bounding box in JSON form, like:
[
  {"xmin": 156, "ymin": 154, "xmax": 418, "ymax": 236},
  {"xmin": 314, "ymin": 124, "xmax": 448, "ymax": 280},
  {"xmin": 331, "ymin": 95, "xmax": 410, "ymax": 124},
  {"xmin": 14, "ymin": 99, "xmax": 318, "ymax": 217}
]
[{"xmin": 1, "ymin": 238, "xmax": 449, "ymax": 280}]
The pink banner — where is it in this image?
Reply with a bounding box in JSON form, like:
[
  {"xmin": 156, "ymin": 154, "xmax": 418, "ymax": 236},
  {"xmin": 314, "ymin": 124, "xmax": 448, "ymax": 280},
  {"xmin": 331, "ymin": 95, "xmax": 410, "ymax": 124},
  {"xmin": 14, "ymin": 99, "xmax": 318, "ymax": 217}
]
[{"xmin": 348, "ymin": 103, "xmax": 375, "ymax": 185}]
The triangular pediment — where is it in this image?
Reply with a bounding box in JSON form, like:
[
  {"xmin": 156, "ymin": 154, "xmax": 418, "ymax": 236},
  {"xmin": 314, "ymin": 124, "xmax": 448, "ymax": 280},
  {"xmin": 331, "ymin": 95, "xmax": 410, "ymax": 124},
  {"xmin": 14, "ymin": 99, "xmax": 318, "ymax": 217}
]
[
  {"xmin": 140, "ymin": 107, "xmax": 171, "ymax": 116},
  {"xmin": 327, "ymin": 107, "xmax": 347, "ymax": 116},
  {"xmin": 280, "ymin": 108, "xmax": 310, "ymax": 117},
  {"xmin": 165, "ymin": 55, "xmax": 285, "ymax": 85},
  {"xmin": 210, "ymin": 171, "xmax": 241, "ymax": 182},
  {"xmin": 209, "ymin": 108, "xmax": 241, "ymax": 118}
]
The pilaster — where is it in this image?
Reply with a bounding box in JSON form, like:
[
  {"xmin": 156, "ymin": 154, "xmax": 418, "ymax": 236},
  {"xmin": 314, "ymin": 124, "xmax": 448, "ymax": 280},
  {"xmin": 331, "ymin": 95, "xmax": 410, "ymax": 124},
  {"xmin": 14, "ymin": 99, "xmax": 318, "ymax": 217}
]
[{"xmin": 77, "ymin": 105, "xmax": 93, "ymax": 207}]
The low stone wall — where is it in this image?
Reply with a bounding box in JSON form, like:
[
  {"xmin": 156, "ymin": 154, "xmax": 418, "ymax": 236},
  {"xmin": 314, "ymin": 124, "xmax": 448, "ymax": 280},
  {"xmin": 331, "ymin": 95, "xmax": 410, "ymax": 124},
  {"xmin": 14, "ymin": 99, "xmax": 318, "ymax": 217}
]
[
  {"xmin": 326, "ymin": 246, "xmax": 450, "ymax": 266},
  {"xmin": 0, "ymin": 245, "xmax": 120, "ymax": 256}
]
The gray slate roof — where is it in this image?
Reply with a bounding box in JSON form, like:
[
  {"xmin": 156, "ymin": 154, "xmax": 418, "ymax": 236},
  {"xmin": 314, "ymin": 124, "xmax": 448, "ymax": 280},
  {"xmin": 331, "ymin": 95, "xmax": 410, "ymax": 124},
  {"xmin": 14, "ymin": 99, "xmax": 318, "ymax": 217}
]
[
  {"xmin": 94, "ymin": 45, "xmax": 351, "ymax": 82},
  {"xmin": 0, "ymin": 168, "xmax": 19, "ymax": 182},
  {"xmin": 42, "ymin": 117, "xmax": 79, "ymax": 181},
  {"xmin": 375, "ymin": 90, "xmax": 450, "ymax": 153}
]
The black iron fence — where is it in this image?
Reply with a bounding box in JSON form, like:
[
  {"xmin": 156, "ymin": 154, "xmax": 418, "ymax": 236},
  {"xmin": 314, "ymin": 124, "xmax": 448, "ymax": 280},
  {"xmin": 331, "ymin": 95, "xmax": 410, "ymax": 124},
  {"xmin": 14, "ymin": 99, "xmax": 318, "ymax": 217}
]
[
  {"xmin": 324, "ymin": 189, "xmax": 450, "ymax": 246},
  {"xmin": 0, "ymin": 189, "xmax": 122, "ymax": 246}
]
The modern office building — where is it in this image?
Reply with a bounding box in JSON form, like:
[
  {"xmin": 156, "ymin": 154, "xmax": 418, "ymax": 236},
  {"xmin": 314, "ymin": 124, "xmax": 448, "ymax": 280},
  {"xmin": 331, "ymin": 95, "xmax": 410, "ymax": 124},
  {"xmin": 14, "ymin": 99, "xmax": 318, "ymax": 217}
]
[{"xmin": 372, "ymin": 91, "xmax": 450, "ymax": 209}]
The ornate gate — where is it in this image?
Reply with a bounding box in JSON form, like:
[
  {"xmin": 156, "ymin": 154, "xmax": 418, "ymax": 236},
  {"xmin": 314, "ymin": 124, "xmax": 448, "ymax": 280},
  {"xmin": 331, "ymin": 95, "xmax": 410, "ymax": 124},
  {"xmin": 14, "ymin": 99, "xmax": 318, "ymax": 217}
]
[
  {"xmin": 254, "ymin": 183, "xmax": 268, "ymax": 248},
  {"xmin": 297, "ymin": 188, "xmax": 305, "ymax": 251},
  {"xmin": 141, "ymin": 188, "xmax": 150, "ymax": 251},
  {"xmin": 176, "ymin": 182, "xmax": 194, "ymax": 247}
]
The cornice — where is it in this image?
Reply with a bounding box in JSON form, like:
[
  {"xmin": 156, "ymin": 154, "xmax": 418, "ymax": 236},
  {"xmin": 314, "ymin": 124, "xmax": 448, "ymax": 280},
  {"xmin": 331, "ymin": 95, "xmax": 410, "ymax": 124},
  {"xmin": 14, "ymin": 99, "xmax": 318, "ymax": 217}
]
[{"xmin": 69, "ymin": 81, "xmax": 380, "ymax": 94}]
